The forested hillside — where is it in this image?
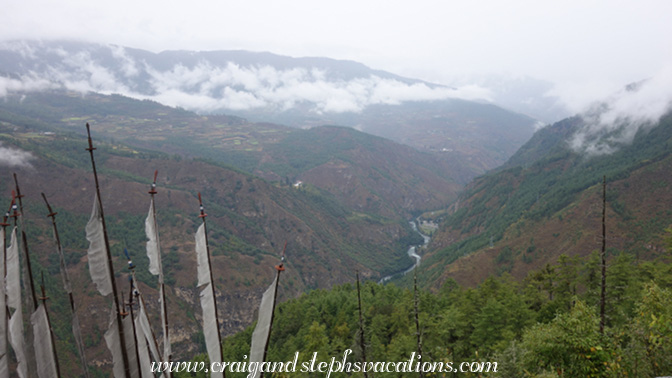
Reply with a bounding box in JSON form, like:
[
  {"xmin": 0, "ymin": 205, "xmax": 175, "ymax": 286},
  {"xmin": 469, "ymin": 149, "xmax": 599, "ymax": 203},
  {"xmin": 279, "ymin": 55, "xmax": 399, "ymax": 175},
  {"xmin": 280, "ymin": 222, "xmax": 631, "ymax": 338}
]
[
  {"xmin": 418, "ymin": 110, "xmax": 672, "ymax": 288},
  {"xmin": 1, "ymin": 46, "xmax": 670, "ymax": 377},
  {"xmin": 0, "ymin": 117, "xmax": 425, "ymax": 374},
  {"xmin": 179, "ymin": 247, "xmax": 672, "ymax": 377},
  {"xmin": 0, "ymin": 90, "xmax": 462, "ymax": 218}
]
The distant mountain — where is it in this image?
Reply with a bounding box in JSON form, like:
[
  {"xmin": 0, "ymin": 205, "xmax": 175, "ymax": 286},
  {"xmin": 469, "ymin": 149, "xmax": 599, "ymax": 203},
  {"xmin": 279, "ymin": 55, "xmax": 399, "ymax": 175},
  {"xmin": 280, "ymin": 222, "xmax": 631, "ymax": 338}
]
[
  {"xmin": 0, "ymin": 90, "xmax": 462, "ymax": 217},
  {"xmin": 0, "ymin": 113, "xmax": 431, "ymax": 372},
  {"xmin": 244, "ymin": 99, "xmax": 540, "ymax": 178},
  {"xmin": 415, "ymin": 88, "xmax": 672, "ymax": 288},
  {"xmin": 0, "ymin": 40, "xmax": 422, "ymax": 88},
  {"xmin": 255, "ymin": 125, "xmax": 464, "ymax": 217},
  {"xmin": 0, "ymin": 40, "xmax": 539, "ymax": 177}
]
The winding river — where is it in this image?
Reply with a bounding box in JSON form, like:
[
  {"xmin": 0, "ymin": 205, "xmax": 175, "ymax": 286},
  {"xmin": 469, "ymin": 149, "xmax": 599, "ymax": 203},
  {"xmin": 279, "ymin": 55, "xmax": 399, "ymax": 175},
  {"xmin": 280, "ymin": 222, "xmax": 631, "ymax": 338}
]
[{"xmin": 379, "ymin": 219, "xmax": 432, "ymax": 284}]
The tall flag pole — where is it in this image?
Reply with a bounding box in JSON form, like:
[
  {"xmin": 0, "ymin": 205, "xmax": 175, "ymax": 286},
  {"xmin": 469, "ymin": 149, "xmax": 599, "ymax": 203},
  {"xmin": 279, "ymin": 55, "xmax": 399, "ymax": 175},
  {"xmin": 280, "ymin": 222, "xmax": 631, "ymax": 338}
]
[
  {"xmin": 41, "ymin": 193, "xmax": 91, "ymax": 378},
  {"xmin": 85, "ymin": 123, "xmax": 132, "ymax": 378},
  {"xmin": 12, "ymin": 175, "xmax": 39, "ymax": 378},
  {"xmin": 248, "ymin": 242, "xmax": 286, "ymax": 378},
  {"xmin": 14, "ymin": 173, "xmax": 60, "ymax": 378},
  {"xmin": 12, "ymin": 174, "xmax": 38, "ymax": 311},
  {"xmin": 0, "ymin": 202, "xmax": 12, "ymax": 378},
  {"xmin": 123, "ymin": 253, "xmax": 144, "ymax": 378},
  {"xmin": 195, "ymin": 193, "xmax": 224, "ymax": 378},
  {"xmin": 7, "ymin": 193, "xmax": 27, "ymax": 378},
  {"xmin": 130, "ymin": 284, "xmax": 154, "ymax": 378},
  {"xmin": 31, "ymin": 273, "xmax": 61, "ymax": 378},
  {"xmin": 125, "ymin": 248, "xmax": 162, "ymax": 378},
  {"xmin": 145, "ymin": 170, "xmax": 172, "ymax": 376},
  {"xmin": 117, "ymin": 290, "xmax": 141, "ymax": 378}
]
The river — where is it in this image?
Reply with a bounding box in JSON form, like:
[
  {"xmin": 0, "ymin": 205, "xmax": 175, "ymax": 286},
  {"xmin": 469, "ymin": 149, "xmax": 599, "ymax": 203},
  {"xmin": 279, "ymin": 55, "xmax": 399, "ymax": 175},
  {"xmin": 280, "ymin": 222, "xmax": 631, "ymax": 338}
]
[{"xmin": 379, "ymin": 219, "xmax": 432, "ymax": 284}]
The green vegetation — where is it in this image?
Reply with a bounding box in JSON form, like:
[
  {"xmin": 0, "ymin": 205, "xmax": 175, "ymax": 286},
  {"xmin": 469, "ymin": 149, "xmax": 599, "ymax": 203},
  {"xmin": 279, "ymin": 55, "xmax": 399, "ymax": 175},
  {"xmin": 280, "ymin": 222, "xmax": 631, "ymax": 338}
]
[
  {"xmin": 178, "ymin": 249, "xmax": 672, "ymax": 378},
  {"xmin": 2, "ymin": 83, "xmax": 670, "ymax": 377},
  {"xmin": 423, "ymin": 113, "xmax": 672, "ymax": 281},
  {"xmin": 258, "ymin": 126, "xmax": 377, "ymax": 177}
]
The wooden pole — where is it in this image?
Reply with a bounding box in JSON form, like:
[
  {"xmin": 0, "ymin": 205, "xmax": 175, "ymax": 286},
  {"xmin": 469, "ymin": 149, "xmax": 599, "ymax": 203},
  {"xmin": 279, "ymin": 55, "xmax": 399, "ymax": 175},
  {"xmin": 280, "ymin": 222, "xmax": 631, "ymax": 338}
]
[
  {"xmin": 127, "ymin": 273, "xmax": 144, "ymax": 378},
  {"xmin": 148, "ymin": 171, "xmax": 172, "ymax": 371},
  {"xmin": 39, "ymin": 273, "xmax": 62, "ymax": 378},
  {"xmin": 198, "ymin": 193, "xmax": 225, "ymax": 377},
  {"xmin": 0, "ymin": 202, "xmax": 11, "ymax": 376},
  {"xmin": 42, "ymin": 192, "xmax": 91, "ymax": 378},
  {"xmin": 13, "ymin": 174, "xmax": 38, "ymax": 311},
  {"xmin": 258, "ymin": 242, "xmax": 286, "ymax": 378},
  {"xmin": 86, "ymin": 123, "xmax": 132, "ymax": 378},
  {"xmin": 13, "ymin": 174, "xmax": 39, "ymax": 377}
]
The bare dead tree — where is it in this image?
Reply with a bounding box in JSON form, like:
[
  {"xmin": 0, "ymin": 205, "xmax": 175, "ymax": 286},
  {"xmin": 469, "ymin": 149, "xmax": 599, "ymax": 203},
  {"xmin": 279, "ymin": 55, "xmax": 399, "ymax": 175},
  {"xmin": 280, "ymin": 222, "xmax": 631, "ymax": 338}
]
[{"xmin": 599, "ymin": 175, "xmax": 607, "ymax": 334}]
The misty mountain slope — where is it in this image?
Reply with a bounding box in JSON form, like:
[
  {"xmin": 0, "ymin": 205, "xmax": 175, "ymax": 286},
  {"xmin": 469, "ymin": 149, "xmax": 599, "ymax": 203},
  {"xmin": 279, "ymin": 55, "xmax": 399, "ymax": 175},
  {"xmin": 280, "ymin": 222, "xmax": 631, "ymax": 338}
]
[
  {"xmin": 0, "ymin": 39, "xmax": 449, "ymax": 113},
  {"xmin": 0, "ymin": 117, "xmax": 426, "ymax": 372},
  {"xmin": 414, "ymin": 107, "xmax": 672, "ymax": 288},
  {"xmin": 0, "ymin": 40, "xmax": 420, "ymax": 88},
  {"xmin": 0, "ymin": 40, "xmax": 539, "ymax": 178},
  {"xmin": 447, "ymin": 74, "xmax": 572, "ymax": 124},
  {"xmin": 499, "ymin": 115, "xmax": 584, "ymax": 170},
  {"xmin": 0, "ymin": 90, "xmax": 464, "ymax": 218}
]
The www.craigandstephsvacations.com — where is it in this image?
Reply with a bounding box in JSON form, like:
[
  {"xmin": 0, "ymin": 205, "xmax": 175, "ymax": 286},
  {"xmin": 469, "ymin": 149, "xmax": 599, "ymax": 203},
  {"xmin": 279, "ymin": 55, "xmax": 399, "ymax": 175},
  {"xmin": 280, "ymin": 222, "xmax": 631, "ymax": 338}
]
[{"xmin": 150, "ymin": 349, "xmax": 498, "ymax": 376}]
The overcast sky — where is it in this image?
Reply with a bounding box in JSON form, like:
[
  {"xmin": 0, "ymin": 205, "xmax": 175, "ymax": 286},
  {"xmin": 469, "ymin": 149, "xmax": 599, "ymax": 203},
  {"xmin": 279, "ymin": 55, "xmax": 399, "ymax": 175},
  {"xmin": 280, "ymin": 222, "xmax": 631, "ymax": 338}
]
[{"xmin": 2, "ymin": 0, "xmax": 672, "ymax": 109}]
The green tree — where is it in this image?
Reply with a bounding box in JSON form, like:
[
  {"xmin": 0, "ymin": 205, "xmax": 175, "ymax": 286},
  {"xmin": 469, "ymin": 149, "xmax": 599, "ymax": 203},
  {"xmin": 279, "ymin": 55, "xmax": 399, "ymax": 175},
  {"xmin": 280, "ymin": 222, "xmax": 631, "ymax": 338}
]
[
  {"xmin": 520, "ymin": 300, "xmax": 615, "ymax": 377},
  {"xmin": 622, "ymin": 283, "xmax": 672, "ymax": 377}
]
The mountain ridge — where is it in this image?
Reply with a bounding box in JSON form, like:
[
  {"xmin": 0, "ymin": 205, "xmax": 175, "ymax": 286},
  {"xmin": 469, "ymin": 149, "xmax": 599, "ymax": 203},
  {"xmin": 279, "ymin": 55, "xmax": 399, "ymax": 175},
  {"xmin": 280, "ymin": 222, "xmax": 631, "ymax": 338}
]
[
  {"xmin": 415, "ymin": 107, "xmax": 672, "ymax": 289},
  {"xmin": 0, "ymin": 39, "xmax": 539, "ymax": 178},
  {"xmin": 0, "ymin": 90, "xmax": 463, "ymax": 218},
  {"xmin": 0, "ymin": 115, "xmax": 430, "ymax": 371}
]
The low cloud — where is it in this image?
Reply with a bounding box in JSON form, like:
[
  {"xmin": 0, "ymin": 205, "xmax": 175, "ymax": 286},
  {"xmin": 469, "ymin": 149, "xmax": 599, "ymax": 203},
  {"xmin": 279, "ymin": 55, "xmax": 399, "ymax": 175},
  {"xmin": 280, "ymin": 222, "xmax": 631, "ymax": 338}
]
[
  {"xmin": 144, "ymin": 61, "xmax": 488, "ymax": 113},
  {"xmin": 0, "ymin": 45, "xmax": 490, "ymax": 115},
  {"xmin": 567, "ymin": 67, "xmax": 672, "ymax": 155},
  {"xmin": 53, "ymin": 50, "xmax": 134, "ymax": 94},
  {"xmin": 0, "ymin": 75, "xmax": 56, "ymax": 97},
  {"xmin": 110, "ymin": 45, "xmax": 140, "ymax": 78},
  {"xmin": 0, "ymin": 142, "xmax": 34, "ymax": 168}
]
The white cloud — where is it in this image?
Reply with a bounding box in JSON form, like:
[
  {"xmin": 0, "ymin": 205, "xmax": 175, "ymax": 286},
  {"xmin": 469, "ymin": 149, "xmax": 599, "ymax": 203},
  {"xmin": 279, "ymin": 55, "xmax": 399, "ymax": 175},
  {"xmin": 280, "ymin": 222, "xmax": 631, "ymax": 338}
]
[
  {"xmin": 0, "ymin": 142, "xmax": 34, "ymax": 168},
  {"xmin": 110, "ymin": 45, "xmax": 140, "ymax": 78},
  {"xmin": 220, "ymin": 87, "xmax": 267, "ymax": 110},
  {"xmin": 0, "ymin": 40, "xmax": 38, "ymax": 59},
  {"xmin": 60, "ymin": 51, "xmax": 133, "ymax": 94},
  {"xmin": 568, "ymin": 66, "xmax": 672, "ymax": 155},
  {"xmin": 0, "ymin": 48, "xmax": 539, "ymax": 117},
  {"xmin": 0, "ymin": 75, "xmax": 56, "ymax": 97},
  {"xmin": 139, "ymin": 60, "xmax": 490, "ymax": 113}
]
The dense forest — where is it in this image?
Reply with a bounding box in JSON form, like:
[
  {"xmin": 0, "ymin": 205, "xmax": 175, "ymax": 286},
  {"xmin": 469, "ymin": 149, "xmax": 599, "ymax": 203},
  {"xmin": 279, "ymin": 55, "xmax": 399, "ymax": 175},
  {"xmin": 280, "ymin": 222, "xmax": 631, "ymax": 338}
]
[{"xmin": 172, "ymin": 237, "xmax": 672, "ymax": 377}]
